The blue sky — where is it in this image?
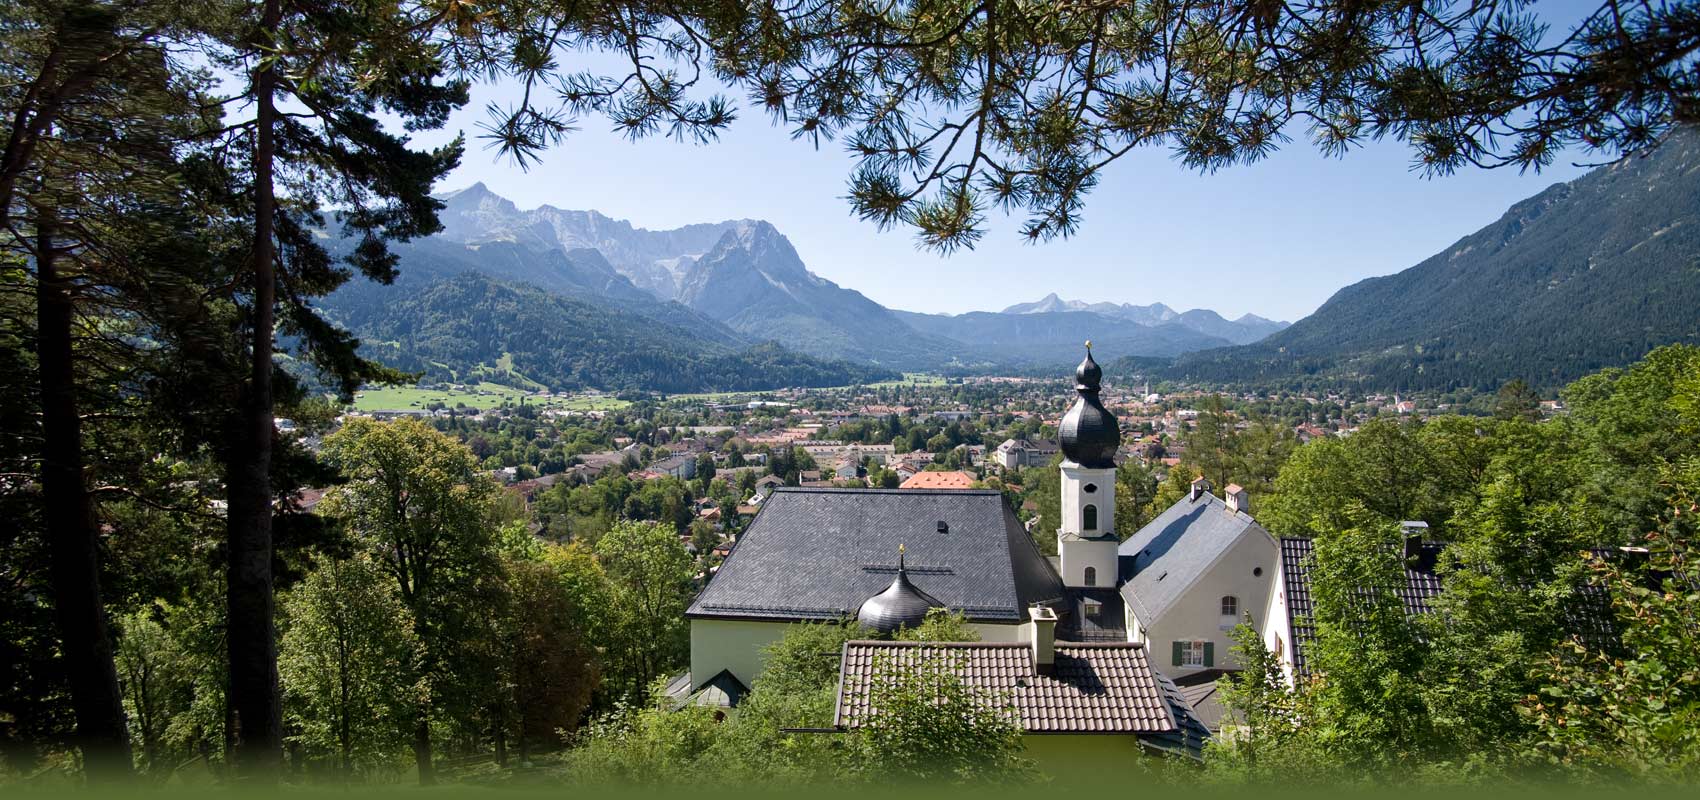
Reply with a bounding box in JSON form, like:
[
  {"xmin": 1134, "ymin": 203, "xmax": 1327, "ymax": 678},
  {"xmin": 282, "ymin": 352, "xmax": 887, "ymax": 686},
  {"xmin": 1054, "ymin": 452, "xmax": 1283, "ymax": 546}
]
[{"xmin": 413, "ymin": 5, "xmax": 1603, "ymax": 323}]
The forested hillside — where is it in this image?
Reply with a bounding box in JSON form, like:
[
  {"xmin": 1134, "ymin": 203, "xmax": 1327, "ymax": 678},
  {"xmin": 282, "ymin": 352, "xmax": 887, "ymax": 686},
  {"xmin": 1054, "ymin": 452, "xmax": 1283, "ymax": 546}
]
[
  {"xmin": 1169, "ymin": 127, "xmax": 1700, "ymax": 390},
  {"xmin": 326, "ymin": 273, "xmax": 898, "ymax": 392}
]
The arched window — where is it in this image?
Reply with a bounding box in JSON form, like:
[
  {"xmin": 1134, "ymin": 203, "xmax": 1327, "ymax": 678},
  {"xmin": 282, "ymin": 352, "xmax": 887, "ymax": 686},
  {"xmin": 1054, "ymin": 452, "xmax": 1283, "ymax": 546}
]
[
  {"xmin": 1083, "ymin": 566, "xmax": 1097, "ymax": 587},
  {"xmin": 1082, "ymin": 504, "xmax": 1098, "ymax": 531},
  {"xmin": 1221, "ymin": 595, "xmax": 1239, "ymax": 618}
]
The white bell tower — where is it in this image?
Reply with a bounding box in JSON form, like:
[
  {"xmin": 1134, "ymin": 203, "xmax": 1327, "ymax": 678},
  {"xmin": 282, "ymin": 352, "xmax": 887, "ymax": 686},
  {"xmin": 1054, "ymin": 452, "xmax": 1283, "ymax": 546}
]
[
  {"xmin": 1057, "ymin": 463, "xmax": 1119, "ymax": 587},
  {"xmin": 1055, "ymin": 342, "xmax": 1121, "ymax": 588}
]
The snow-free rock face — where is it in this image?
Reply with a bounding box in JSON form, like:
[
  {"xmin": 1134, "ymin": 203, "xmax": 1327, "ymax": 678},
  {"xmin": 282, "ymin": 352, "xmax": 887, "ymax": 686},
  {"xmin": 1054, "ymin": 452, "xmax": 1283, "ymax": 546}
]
[
  {"xmin": 675, "ymin": 221, "xmax": 958, "ymax": 365},
  {"xmin": 436, "ymin": 183, "xmax": 745, "ymax": 300}
]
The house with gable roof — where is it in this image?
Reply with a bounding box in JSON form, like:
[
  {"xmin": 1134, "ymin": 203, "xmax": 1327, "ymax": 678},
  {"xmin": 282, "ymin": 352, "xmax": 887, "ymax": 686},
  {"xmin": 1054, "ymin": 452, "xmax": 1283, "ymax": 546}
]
[
  {"xmin": 1117, "ymin": 479, "xmax": 1277, "ymax": 675},
  {"xmin": 676, "ymin": 347, "xmax": 1218, "ymax": 753}
]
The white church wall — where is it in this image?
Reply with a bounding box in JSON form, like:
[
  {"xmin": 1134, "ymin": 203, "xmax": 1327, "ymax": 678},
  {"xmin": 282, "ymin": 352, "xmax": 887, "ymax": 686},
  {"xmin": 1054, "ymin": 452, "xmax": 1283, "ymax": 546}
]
[
  {"xmin": 690, "ymin": 617, "xmax": 1027, "ymax": 689},
  {"xmin": 689, "ymin": 619, "xmax": 789, "ymax": 689},
  {"xmin": 969, "ymin": 621, "xmax": 1024, "ymax": 643},
  {"xmin": 1057, "ymin": 462, "xmax": 1120, "ymax": 587}
]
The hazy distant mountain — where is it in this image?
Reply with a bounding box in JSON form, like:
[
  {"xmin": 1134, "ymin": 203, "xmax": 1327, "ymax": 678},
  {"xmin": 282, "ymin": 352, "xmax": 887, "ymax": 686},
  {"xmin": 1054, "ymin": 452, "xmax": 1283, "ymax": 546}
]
[
  {"xmin": 892, "ymin": 309, "xmax": 1230, "ymax": 363},
  {"xmin": 1168, "ymin": 126, "xmax": 1700, "ymax": 390},
  {"xmin": 1001, "ymin": 293, "xmax": 1288, "ymax": 344}
]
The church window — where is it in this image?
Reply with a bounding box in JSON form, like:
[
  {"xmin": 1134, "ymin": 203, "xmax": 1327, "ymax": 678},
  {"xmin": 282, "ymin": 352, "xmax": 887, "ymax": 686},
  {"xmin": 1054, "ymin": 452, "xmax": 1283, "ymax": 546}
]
[
  {"xmin": 1221, "ymin": 595, "xmax": 1239, "ymax": 618},
  {"xmin": 1082, "ymin": 504, "xmax": 1098, "ymax": 531},
  {"xmin": 1083, "ymin": 483, "xmax": 1097, "ymax": 494},
  {"xmin": 1083, "ymin": 566, "xmax": 1097, "ymax": 586}
]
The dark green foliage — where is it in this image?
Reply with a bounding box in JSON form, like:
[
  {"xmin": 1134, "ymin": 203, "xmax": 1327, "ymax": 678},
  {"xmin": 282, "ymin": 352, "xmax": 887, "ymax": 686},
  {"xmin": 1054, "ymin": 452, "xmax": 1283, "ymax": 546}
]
[
  {"xmin": 1495, "ymin": 380, "xmax": 1542, "ymax": 422},
  {"xmin": 1211, "ymin": 345, "xmax": 1700, "ymax": 783}
]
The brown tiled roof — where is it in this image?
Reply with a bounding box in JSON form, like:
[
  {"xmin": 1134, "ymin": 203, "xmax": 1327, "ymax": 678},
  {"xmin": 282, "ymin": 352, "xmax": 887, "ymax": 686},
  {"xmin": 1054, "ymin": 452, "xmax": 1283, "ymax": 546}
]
[
  {"xmin": 834, "ymin": 641, "xmax": 1177, "ymax": 734},
  {"xmin": 898, "ymin": 470, "xmax": 977, "ymax": 490}
]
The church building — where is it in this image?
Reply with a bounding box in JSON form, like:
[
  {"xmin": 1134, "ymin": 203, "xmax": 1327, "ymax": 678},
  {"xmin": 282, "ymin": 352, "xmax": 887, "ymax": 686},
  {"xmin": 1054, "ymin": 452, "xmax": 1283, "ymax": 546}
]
[{"xmin": 677, "ymin": 346, "xmax": 1271, "ymax": 740}]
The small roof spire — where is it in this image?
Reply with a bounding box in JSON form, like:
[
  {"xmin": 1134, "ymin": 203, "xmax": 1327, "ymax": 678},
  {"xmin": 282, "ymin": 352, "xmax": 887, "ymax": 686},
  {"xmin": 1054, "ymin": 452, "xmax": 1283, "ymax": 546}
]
[{"xmin": 856, "ymin": 543, "xmax": 942, "ymax": 634}]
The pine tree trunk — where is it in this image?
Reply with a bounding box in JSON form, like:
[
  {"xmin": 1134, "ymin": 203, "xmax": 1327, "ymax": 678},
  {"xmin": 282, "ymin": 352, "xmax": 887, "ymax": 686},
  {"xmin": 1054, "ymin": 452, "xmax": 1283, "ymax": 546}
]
[
  {"xmin": 412, "ymin": 716, "xmax": 434, "ymax": 785},
  {"xmin": 35, "ymin": 204, "xmax": 134, "ymax": 781},
  {"xmin": 226, "ymin": 0, "xmax": 284, "ymax": 779}
]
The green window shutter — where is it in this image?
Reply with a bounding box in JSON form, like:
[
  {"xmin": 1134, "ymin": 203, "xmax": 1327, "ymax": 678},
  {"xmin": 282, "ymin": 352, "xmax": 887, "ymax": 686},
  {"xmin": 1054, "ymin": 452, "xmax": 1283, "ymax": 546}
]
[
  {"xmin": 1204, "ymin": 642, "xmax": 1215, "ymax": 667},
  {"xmin": 1172, "ymin": 641, "xmax": 1183, "ymax": 667}
]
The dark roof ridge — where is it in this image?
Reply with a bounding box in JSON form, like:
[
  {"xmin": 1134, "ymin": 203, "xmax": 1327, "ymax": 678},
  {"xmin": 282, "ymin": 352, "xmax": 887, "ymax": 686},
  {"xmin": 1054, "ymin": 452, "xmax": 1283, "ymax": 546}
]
[
  {"xmin": 843, "ymin": 640, "xmax": 1150, "ymax": 651},
  {"xmin": 844, "ymin": 640, "xmax": 1028, "ymax": 649},
  {"xmin": 769, "ymin": 486, "xmax": 1001, "ymax": 496}
]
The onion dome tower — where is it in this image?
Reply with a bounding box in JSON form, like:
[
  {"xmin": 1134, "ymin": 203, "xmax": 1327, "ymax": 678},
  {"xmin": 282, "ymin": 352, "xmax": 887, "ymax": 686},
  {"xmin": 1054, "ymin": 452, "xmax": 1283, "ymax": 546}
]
[
  {"xmin": 1056, "ymin": 343, "xmax": 1122, "ymax": 589},
  {"xmin": 857, "ymin": 545, "xmax": 942, "ymax": 635},
  {"xmin": 1059, "ymin": 343, "xmax": 1121, "ymax": 468}
]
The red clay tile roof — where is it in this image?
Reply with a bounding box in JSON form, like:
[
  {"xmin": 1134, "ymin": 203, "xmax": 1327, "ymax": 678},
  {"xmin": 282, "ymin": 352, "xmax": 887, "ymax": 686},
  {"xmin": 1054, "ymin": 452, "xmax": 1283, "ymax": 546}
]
[
  {"xmin": 898, "ymin": 470, "xmax": 977, "ymax": 490},
  {"xmin": 834, "ymin": 641, "xmax": 1177, "ymax": 734}
]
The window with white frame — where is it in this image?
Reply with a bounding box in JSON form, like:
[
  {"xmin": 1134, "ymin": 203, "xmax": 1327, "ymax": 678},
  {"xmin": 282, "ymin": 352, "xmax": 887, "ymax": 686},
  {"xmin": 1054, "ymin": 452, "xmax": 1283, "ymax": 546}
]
[
  {"xmin": 1084, "ymin": 599, "xmax": 1103, "ymax": 620},
  {"xmin": 1221, "ymin": 595, "xmax": 1239, "ymax": 618},
  {"xmin": 1181, "ymin": 640, "xmax": 1206, "ymax": 668}
]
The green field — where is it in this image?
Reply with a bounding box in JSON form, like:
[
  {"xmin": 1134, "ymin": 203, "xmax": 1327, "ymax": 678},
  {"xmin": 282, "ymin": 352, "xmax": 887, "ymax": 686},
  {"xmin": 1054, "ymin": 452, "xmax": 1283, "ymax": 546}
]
[{"xmin": 350, "ymin": 384, "xmax": 630, "ymax": 412}]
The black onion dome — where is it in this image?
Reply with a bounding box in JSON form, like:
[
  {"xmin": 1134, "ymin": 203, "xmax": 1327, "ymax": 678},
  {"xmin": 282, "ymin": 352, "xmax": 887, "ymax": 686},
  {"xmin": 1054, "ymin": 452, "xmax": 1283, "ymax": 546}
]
[
  {"xmin": 856, "ymin": 549, "xmax": 943, "ymax": 635},
  {"xmin": 1076, "ymin": 347, "xmax": 1103, "ymax": 388},
  {"xmin": 1058, "ymin": 344, "xmax": 1121, "ymax": 468}
]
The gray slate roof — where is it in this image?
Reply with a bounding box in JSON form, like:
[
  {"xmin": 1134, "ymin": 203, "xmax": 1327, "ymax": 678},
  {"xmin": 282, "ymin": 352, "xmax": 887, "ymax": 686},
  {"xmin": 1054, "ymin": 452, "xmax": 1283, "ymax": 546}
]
[
  {"xmin": 1118, "ymin": 491, "xmax": 1273, "ymax": 622},
  {"xmin": 1058, "ymin": 587, "xmax": 1128, "ymax": 642},
  {"xmin": 834, "ymin": 640, "xmax": 1209, "ymax": 756},
  {"xmin": 687, "ymin": 488, "xmax": 1065, "ymax": 623}
]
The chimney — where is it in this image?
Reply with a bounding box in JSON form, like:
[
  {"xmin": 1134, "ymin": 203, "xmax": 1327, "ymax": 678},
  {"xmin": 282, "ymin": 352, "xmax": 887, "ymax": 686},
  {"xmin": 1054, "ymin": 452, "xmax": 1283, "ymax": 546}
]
[
  {"xmin": 1225, "ymin": 483, "xmax": 1248, "ymax": 514},
  {"xmin": 1022, "ymin": 605, "xmax": 1057, "ymax": 675},
  {"xmin": 1189, "ymin": 477, "xmax": 1211, "ymax": 502},
  {"xmin": 1400, "ymin": 521, "xmax": 1429, "ymax": 561}
]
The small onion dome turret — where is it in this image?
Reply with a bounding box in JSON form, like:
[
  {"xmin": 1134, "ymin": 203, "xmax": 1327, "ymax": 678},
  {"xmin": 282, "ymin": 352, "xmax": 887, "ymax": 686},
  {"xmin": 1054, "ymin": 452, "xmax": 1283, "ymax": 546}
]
[
  {"xmin": 1058, "ymin": 342, "xmax": 1121, "ymax": 468},
  {"xmin": 857, "ymin": 546, "xmax": 943, "ymax": 635}
]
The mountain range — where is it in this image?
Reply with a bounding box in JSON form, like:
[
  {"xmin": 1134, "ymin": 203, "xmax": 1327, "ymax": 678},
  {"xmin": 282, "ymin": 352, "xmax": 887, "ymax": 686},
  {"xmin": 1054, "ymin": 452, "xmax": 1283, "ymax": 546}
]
[
  {"xmin": 344, "ymin": 183, "xmax": 1287, "ymax": 377},
  {"xmin": 999, "ymin": 294, "xmax": 1289, "ymax": 344},
  {"xmin": 324, "ymin": 126, "xmax": 1700, "ymax": 394},
  {"xmin": 1160, "ymin": 126, "xmax": 1700, "ymax": 391}
]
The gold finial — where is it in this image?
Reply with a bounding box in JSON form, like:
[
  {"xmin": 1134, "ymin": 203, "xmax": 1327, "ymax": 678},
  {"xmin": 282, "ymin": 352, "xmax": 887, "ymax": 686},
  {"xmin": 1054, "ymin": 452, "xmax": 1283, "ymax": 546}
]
[
  {"xmin": 1085, "ymin": 339, "xmax": 1092, "ymax": 350},
  {"xmin": 898, "ymin": 543, "xmax": 905, "ymax": 555}
]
